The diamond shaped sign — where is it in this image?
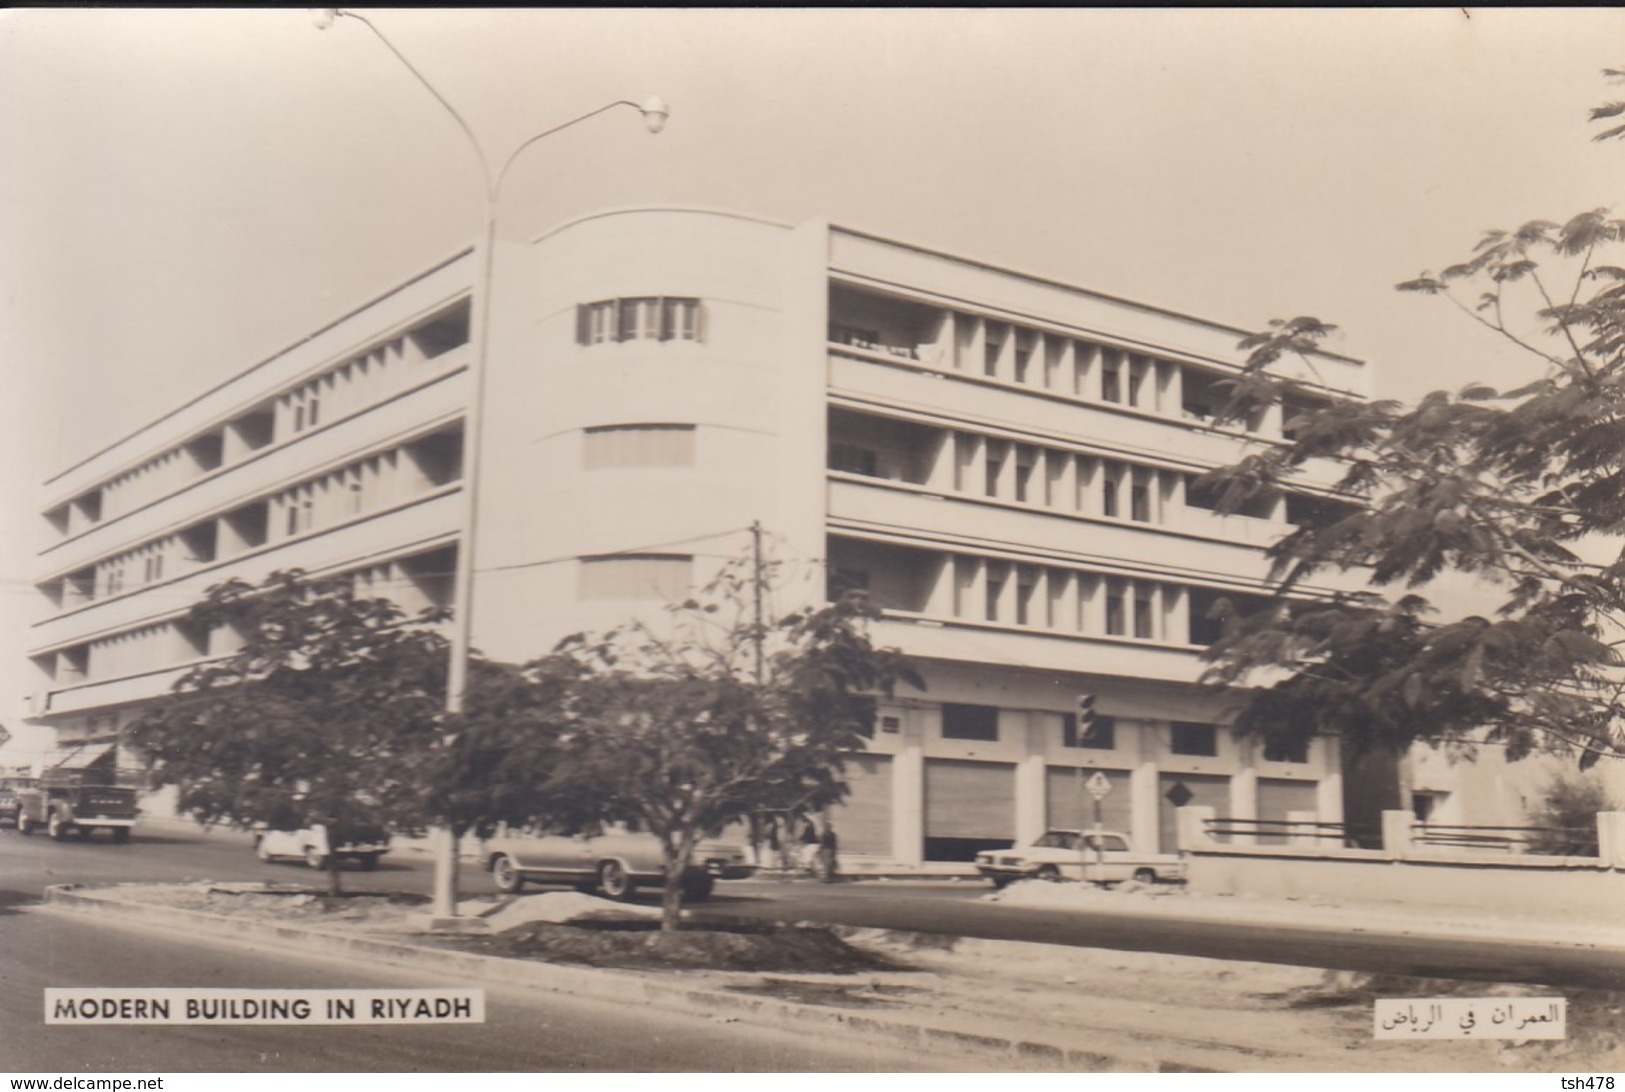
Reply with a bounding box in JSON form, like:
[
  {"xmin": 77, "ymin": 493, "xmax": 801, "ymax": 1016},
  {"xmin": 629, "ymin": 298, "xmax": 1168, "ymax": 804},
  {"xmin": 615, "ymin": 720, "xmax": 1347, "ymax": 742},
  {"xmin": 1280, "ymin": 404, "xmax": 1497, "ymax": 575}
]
[{"xmin": 1164, "ymin": 780, "xmax": 1194, "ymax": 808}]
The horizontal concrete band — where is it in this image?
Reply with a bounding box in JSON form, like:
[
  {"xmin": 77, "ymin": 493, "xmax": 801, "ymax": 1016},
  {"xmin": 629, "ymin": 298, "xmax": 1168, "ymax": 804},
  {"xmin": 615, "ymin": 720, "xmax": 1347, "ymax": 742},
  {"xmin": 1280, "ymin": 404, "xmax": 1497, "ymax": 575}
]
[{"xmin": 38, "ymin": 884, "xmax": 1219, "ymax": 1073}]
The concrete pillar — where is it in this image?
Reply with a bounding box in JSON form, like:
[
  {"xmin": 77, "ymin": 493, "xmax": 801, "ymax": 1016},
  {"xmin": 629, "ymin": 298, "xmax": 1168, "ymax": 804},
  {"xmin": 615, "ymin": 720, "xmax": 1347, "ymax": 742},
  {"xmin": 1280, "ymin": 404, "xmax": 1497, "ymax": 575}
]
[
  {"xmin": 1047, "ymin": 335, "xmax": 1073, "ymax": 392},
  {"xmin": 1074, "ymin": 342, "xmax": 1099, "ymax": 399},
  {"xmin": 1319, "ymin": 737, "xmax": 1345, "ymax": 822},
  {"xmin": 925, "ymin": 430, "xmax": 955, "ymax": 493},
  {"xmin": 1176, "ymin": 805, "xmax": 1216, "ymax": 851},
  {"xmin": 1160, "ymin": 359, "xmax": 1183, "ymax": 418},
  {"xmin": 1230, "ymin": 736, "xmax": 1258, "ymax": 846},
  {"xmin": 923, "ymin": 554, "xmax": 955, "ymax": 618},
  {"xmin": 1137, "ymin": 724, "xmax": 1163, "ymax": 851},
  {"xmin": 1286, "ymin": 809, "xmax": 1320, "ymax": 848},
  {"xmin": 959, "ymin": 557, "xmax": 986, "ymax": 621},
  {"xmin": 1597, "ymin": 811, "xmax": 1625, "ymax": 870},
  {"xmin": 892, "ymin": 718, "xmax": 926, "ymax": 866},
  {"xmin": 1015, "ymin": 714, "xmax": 1048, "ymax": 845},
  {"xmin": 992, "ymin": 561, "xmax": 1018, "ymax": 624},
  {"xmin": 1381, "ymin": 809, "xmax": 1415, "ymax": 861}
]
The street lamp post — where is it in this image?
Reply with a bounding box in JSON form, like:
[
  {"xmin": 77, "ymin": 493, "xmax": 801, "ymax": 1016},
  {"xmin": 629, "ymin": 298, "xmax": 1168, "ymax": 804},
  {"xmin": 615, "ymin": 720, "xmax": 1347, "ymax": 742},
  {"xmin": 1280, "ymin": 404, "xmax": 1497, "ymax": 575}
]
[{"xmin": 318, "ymin": 9, "xmax": 667, "ymax": 921}]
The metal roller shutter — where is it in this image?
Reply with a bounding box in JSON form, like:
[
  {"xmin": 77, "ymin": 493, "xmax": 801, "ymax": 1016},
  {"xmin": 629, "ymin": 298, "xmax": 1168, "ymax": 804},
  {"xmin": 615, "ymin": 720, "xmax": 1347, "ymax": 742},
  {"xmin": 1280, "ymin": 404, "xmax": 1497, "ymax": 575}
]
[
  {"xmin": 1045, "ymin": 767, "xmax": 1134, "ymax": 834},
  {"xmin": 924, "ymin": 760, "xmax": 1015, "ymax": 861},
  {"xmin": 1257, "ymin": 777, "xmax": 1319, "ymax": 844},
  {"xmin": 831, "ymin": 754, "xmax": 893, "ymax": 856},
  {"xmin": 1156, "ymin": 772, "xmax": 1231, "ymax": 853}
]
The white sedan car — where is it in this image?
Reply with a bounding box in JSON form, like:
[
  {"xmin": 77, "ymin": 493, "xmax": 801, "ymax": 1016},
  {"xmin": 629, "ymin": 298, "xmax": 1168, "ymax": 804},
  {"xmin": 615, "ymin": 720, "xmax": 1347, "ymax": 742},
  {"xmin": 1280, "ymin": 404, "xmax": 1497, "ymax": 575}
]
[
  {"xmin": 254, "ymin": 822, "xmax": 391, "ymax": 871},
  {"xmin": 975, "ymin": 829, "xmax": 1186, "ymax": 887}
]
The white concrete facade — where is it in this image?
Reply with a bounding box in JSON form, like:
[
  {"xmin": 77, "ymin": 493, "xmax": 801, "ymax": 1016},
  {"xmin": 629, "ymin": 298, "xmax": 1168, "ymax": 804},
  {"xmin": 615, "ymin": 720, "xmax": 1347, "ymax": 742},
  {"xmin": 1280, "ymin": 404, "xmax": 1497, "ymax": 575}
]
[{"xmin": 26, "ymin": 207, "xmax": 1364, "ymax": 862}]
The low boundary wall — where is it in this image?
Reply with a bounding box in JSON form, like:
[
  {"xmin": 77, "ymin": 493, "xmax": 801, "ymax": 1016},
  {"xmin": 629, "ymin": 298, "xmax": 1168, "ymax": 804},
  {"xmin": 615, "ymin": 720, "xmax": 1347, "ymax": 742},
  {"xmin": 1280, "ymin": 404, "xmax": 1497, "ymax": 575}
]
[{"xmin": 1178, "ymin": 807, "xmax": 1625, "ymax": 924}]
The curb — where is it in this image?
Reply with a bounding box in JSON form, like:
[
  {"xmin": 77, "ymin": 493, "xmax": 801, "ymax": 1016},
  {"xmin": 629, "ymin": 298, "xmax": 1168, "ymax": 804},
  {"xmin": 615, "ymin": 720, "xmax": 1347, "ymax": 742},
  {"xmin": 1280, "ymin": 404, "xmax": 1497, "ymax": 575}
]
[{"xmin": 39, "ymin": 884, "xmax": 1223, "ymax": 1073}]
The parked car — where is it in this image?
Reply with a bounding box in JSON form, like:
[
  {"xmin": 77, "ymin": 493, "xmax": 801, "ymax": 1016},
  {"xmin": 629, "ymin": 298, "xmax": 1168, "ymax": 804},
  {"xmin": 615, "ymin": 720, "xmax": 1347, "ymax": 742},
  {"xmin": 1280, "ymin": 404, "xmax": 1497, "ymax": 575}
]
[
  {"xmin": 975, "ymin": 829, "xmax": 1187, "ymax": 888},
  {"xmin": 0, "ymin": 789, "xmax": 21, "ymax": 829},
  {"xmin": 484, "ymin": 827, "xmax": 755, "ymax": 902},
  {"xmin": 254, "ymin": 822, "xmax": 391, "ymax": 871}
]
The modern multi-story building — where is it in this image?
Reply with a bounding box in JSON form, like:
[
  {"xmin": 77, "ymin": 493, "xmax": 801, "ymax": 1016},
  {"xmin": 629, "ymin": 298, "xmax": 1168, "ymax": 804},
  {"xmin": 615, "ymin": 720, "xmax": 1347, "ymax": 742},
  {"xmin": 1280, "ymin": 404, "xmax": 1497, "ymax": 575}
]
[{"xmin": 26, "ymin": 207, "xmax": 1369, "ymax": 864}]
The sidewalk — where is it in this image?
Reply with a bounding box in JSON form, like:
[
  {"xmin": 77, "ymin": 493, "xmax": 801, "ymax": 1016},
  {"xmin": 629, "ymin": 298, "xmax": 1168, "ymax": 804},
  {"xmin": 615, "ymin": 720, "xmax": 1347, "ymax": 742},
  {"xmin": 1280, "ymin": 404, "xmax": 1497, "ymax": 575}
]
[{"xmin": 37, "ymin": 879, "xmax": 1624, "ymax": 1072}]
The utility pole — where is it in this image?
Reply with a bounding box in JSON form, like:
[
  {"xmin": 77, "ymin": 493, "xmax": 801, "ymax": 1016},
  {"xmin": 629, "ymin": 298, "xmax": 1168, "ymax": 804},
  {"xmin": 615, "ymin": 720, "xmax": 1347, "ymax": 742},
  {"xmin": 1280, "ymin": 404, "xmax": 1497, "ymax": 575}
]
[{"xmin": 750, "ymin": 520, "xmax": 766, "ymax": 686}]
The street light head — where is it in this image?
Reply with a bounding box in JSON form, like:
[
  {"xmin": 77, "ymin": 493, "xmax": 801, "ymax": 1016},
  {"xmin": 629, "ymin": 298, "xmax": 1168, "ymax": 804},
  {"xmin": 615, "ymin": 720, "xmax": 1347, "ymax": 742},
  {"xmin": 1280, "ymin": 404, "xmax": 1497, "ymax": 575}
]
[
  {"xmin": 311, "ymin": 8, "xmax": 338, "ymax": 30},
  {"xmin": 639, "ymin": 95, "xmax": 670, "ymax": 135}
]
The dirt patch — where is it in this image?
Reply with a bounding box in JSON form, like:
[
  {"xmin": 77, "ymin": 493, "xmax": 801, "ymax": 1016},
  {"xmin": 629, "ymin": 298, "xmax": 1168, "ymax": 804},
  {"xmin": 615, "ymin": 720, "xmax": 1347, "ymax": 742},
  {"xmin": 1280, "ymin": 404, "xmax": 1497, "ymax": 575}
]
[
  {"xmin": 725, "ymin": 978, "xmax": 927, "ymax": 1009},
  {"xmin": 109, "ymin": 883, "xmax": 428, "ymax": 926},
  {"xmin": 438, "ymin": 919, "xmax": 904, "ymax": 974}
]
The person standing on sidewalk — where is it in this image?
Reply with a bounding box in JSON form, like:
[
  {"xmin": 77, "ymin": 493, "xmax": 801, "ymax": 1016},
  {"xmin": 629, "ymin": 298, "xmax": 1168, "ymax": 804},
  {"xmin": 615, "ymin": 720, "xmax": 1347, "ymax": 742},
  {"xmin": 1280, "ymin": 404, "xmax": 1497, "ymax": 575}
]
[{"xmin": 816, "ymin": 821, "xmax": 839, "ymax": 883}]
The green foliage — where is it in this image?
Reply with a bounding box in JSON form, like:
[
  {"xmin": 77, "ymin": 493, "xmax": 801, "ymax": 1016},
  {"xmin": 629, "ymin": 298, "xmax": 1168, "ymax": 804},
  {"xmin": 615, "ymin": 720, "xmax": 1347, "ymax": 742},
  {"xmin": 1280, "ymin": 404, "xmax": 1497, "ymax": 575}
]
[
  {"xmin": 1197, "ymin": 70, "xmax": 1625, "ymax": 769},
  {"xmin": 1525, "ymin": 774, "xmax": 1617, "ymax": 856}
]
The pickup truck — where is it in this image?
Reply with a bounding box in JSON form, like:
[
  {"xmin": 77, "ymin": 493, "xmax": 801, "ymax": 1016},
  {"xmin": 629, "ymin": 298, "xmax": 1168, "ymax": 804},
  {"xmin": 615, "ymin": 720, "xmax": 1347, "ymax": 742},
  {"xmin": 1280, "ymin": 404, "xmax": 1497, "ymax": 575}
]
[
  {"xmin": 16, "ymin": 766, "xmax": 139, "ymax": 843},
  {"xmin": 974, "ymin": 829, "xmax": 1186, "ymax": 887}
]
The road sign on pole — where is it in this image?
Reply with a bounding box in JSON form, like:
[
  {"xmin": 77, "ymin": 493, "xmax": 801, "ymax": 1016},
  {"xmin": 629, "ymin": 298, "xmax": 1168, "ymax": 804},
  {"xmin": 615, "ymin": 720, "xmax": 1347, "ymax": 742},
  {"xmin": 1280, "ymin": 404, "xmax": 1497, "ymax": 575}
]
[{"xmin": 1085, "ymin": 770, "xmax": 1112, "ymax": 800}]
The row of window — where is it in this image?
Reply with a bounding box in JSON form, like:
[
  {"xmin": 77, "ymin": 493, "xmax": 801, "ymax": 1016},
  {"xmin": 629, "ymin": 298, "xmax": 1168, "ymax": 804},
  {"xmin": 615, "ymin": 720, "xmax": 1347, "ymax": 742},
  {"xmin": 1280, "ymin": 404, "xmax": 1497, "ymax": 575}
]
[
  {"xmin": 826, "ymin": 408, "xmax": 1303, "ymax": 526},
  {"xmin": 932, "ymin": 702, "xmax": 1308, "ymax": 762},
  {"xmin": 575, "ymin": 297, "xmax": 702, "ymax": 345},
  {"xmin": 826, "ymin": 536, "xmax": 1269, "ymax": 646},
  {"xmin": 827, "ymin": 285, "xmax": 1332, "ymax": 439},
  {"xmin": 35, "ymin": 548, "xmax": 457, "ymax": 689},
  {"xmin": 42, "ymin": 429, "xmax": 463, "ymax": 612},
  {"xmin": 44, "ymin": 302, "xmax": 471, "ymax": 541}
]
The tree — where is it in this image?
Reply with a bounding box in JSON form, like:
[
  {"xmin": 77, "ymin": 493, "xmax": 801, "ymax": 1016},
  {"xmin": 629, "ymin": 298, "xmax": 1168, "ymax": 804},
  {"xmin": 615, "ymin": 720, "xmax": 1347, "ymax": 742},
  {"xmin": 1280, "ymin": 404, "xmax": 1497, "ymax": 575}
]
[
  {"xmin": 1195, "ymin": 68, "xmax": 1625, "ymax": 770},
  {"xmin": 487, "ymin": 562, "xmax": 919, "ymax": 932},
  {"xmin": 1526, "ymin": 774, "xmax": 1618, "ymax": 857},
  {"xmin": 129, "ymin": 571, "xmax": 464, "ymax": 893}
]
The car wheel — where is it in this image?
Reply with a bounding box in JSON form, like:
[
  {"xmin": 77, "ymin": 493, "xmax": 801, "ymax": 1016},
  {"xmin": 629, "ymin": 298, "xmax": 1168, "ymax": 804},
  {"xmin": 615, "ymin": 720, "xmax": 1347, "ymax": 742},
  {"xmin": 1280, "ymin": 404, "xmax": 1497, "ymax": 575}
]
[
  {"xmin": 357, "ymin": 854, "xmax": 380, "ymax": 872},
  {"xmin": 1132, "ymin": 868, "xmax": 1156, "ymax": 884},
  {"xmin": 112, "ymin": 828, "xmax": 130, "ymax": 845},
  {"xmin": 1034, "ymin": 865, "xmax": 1061, "ymax": 883},
  {"xmin": 48, "ymin": 813, "xmax": 68, "ymax": 842},
  {"xmin": 681, "ymin": 875, "xmax": 714, "ymax": 902},
  {"xmin": 17, "ymin": 814, "xmax": 32, "ymax": 836},
  {"xmin": 304, "ymin": 846, "xmax": 329, "ymax": 871},
  {"xmin": 491, "ymin": 854, "xmax": 525, "ymax": 894},
  {"xmin": 596, "ymin": 859, "xmax": 633, "ymax": 901}
]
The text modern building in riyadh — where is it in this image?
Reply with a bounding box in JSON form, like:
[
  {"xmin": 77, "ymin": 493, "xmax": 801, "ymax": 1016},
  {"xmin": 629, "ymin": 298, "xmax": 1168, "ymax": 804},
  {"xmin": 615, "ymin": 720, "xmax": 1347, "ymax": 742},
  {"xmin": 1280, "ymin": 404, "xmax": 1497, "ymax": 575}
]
[{"xmin": 27, "ymin": 207, "xmax": 1368, "ymax": 864}]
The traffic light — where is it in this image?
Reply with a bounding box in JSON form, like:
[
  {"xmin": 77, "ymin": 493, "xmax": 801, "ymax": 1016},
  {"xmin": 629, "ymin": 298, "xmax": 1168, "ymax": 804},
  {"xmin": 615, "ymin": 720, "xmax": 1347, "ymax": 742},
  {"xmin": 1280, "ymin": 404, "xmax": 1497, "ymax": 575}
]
[{"xmin": 1076, "ymin": 694, "xmax": 1097, "ymax": 735}]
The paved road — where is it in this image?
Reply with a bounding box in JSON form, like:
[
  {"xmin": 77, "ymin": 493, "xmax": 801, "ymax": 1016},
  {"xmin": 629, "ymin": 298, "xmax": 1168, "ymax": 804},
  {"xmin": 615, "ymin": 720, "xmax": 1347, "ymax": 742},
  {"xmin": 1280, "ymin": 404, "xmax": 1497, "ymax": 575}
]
[
  {"xmin": 6, "ymin": 823, "xmax": 1623, "ymax": 993},
  {"xmin": 0, "ymin": 907, "xmax": 959, "ymax": 1072}
]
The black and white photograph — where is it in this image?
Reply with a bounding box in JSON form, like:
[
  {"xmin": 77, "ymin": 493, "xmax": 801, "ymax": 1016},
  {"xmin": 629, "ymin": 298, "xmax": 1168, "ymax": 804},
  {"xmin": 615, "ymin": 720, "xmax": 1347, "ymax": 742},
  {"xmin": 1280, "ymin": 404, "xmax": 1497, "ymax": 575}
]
[{"xmin": 3, "ymin": 7, "xmax": 1625, "ymax": 1080}]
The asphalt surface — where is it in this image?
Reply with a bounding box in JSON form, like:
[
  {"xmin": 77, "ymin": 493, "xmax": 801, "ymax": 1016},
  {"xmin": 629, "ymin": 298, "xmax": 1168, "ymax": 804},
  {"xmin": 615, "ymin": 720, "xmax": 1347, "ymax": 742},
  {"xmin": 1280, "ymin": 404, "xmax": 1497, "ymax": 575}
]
[
  {"xmin": 0, "ymin": 906, "xmax": 959, "ymax": 1072},
  {"xmin": 5, "ymin": 823, "xmax": 1623, "ymax": 993}
]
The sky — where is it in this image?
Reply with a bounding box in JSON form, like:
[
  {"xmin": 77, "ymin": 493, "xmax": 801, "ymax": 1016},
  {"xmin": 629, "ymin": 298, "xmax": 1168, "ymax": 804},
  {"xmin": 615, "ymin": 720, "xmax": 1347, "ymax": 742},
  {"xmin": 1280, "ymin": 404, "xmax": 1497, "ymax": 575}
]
[{"xmin": 1, "ymin": 7, "xmax": 1621, "ymax": 755}]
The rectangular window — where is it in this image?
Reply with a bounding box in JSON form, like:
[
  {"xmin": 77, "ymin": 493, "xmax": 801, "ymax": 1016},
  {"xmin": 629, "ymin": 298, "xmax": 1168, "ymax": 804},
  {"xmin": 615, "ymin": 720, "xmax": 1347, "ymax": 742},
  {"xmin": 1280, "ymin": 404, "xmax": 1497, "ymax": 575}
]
[
  {"xmin": 579, "ymin": 298, "xmax": 702, "ymax": 345},
  {"xmin": 1133, "ymin": 585, "xmax": 1155, "ymax": 639},
  {"xmin": 1062, "ymin": 713, "xmax": 1116, "ymax": 750},
  {"xmin": 1130, "ymin": 469, "xmax": 1152, "ymax": 523},
  {"xmin": 1105, "ymin": 581, "xmax": 1126, "ymax": 636},
  {"xmin": 1101, "ymin": 358, "xmax": 1122, "ymax": 403},
  {"xmin": 829, "ymin": 443, "xmax": 879, "ymax": 477},
  {"xmin": 1263, "ymin": 736, "xmax": 1310, "ymax": 763},
  {"xmin": 1102, "ymin": 465, "xmax": 1121, "ymax": 518},
  {"xmin": 1170, "ymin": 721, "xmax": 1218, "ymax": 757},
  {"xmin": 662, "ymin": 298, "xmax": 700, "ymax": 341},
  {"xmin": 578, "ymin": 554, "xmax": 692, "ymax": 600},
  {"xmin": 942, "ymin": 703, "xmax": 999, "ymax": 742},
  {"xmin": 583, "ymin": 424, "xmax": 696, "ymax": 469}
]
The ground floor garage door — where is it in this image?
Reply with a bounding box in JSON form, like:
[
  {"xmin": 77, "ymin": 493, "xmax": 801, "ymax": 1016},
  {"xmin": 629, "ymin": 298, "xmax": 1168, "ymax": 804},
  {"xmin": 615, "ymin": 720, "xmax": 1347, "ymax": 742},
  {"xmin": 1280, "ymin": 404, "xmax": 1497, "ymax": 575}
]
[
  {"xmin": 1045, "ymin": 767, "xmax": 1134, "ymax": 836},
  {"xmin": 1157, "ymin": 772, "xmax": 1231, "ymax": 853},
  {"xmin": 924, "ymin": 759, "xmax": 1015, "ymax": 861},
  {"xmin": 1257, "ymin": 777, "xmax": 1319, "ymax": 845},
  {"xmin": 832, "ymin": 754, "xmax": 893, "ymax": 856}
]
